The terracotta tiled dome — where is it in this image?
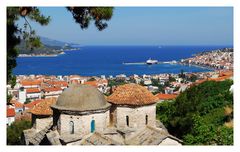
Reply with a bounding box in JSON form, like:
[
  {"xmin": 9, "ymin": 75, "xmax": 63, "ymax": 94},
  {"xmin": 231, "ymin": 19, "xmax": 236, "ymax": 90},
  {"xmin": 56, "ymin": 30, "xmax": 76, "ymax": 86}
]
[
  {"xmin": 51, "ymin": 84, "xmax": 111, "ymax": 112},
  {"xmin": 107, "ymin": 83, "xmax": 159, "ymax": 106}
]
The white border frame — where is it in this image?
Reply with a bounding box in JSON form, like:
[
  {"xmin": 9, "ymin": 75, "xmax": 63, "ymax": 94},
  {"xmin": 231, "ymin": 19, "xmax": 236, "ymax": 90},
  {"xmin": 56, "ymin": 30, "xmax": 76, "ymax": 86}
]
[{"xmin": 1, "ymin": 0, "xmax": 239, "ymax": 152}]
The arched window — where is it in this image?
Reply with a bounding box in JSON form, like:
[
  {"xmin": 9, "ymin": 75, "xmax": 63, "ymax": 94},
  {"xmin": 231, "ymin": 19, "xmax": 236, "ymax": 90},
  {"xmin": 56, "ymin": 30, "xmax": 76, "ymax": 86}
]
[
  {"xmin": 91, "ymin": 120, "xmax": 95, "ymax": 133},
  {"xmin": 69, "ymin": 121, "xmax": 74, "ymax": 134},
  {"xmin": 126, "ymin": 116, "xmax": 129, "ymax": 127},
  {"xmin": 145, "ymin": 115, "xmax": 148, "ymax": 125}
]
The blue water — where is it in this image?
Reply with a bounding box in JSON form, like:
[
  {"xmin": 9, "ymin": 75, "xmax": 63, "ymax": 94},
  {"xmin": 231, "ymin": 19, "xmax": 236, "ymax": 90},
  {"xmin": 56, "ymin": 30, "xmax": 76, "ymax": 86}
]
[{"xmin": 13, "ymin": 45, "xmax": 231, "ymax": 76}]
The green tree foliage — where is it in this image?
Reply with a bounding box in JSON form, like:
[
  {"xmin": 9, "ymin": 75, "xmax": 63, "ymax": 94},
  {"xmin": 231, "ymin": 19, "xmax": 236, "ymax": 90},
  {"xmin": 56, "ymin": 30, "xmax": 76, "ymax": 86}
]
[
  {"xmin": 168, "ymin": 75, "xmax": 176, "ymax": 82},
  {"xmin": 156, "ymin": 80, "xmax": 233, "ymax": 145},
  {"xmin": 7, "ymin": 120, "xmax": 32, "ymax": 145},
  {"xmin": 7, "ymin": 94, "xmax": 13, "ymax": 105},
  {"xmin": 187, "ymin": 74, "xmax": 198, "ymax": 82},
  {"xmin": 183, "ymin": 114, "xmax": 233, "ymax": 145},
  {"xmin": 88, "ymin": 77, "xmax": 96, "ymax": 81},
  {"xmin": 108, "ymin": 79, "xmax": 127, "ymax": 87},
  {"xmin": 179, "ymin": 69, "xmax": 186, "ymax": 79},
  {"xmin": 24, "ymin": 98, "xmax": 31, "ymax": 104},
  {"xmin": 67, "ymin": 7, "xmax": 113, "ymax": 31},
  {"xmin": 151, "ymin": 78, "xmax": 164, "ymax": 94}
]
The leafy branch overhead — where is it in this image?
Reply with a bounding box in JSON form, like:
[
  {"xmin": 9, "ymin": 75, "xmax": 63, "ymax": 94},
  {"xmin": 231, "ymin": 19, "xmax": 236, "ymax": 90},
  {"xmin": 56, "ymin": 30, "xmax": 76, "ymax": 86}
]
[{"xmin": 67, "ymin": 7, "xmax": 113, "ymax": 31}]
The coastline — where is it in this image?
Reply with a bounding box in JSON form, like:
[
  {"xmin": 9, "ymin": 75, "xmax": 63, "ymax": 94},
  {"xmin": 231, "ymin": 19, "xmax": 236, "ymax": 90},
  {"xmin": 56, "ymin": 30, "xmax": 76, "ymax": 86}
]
[
  {"xmin": 178, "ymin": 62, "xmax": 217, "ymax": 71},
  {"xmin": 14, "ymin": 46, "xmax": 232, "ymax": 76},
  {"xmin": 18, "ymin": 52, "xmax": 65, "ymax": 57},
  {"xmin": 17, "ymin": 48, "xmax": 80, "ymax": 57}
]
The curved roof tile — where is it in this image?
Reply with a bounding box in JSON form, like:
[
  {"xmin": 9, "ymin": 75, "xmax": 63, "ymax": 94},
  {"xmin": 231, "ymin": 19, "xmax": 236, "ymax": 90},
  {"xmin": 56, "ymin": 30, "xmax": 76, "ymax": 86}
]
[{"xmin": 107, "ymin": 84, "xmax": 158, "ymax": 106}]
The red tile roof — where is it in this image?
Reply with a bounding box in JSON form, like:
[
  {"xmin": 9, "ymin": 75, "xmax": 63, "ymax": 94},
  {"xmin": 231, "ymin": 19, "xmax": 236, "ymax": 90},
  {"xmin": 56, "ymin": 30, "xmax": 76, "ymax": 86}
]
[
  {"xmin": 31, "ymin": 97, "xmax": 57, "ymax": 116},
  {"xmin": 43, "ymin": 87, "xmax": 62, "ymax": 92},
  {"xmin": 7, "ymin": 108, "xmax": 16, "ymax": 117},
  {"xmin": 219, "ymin": 70, "xmax": 233, "ymax": 77},
  {"xmin": 155, "ymin": 93, "xmax": 178, "ymax": 100},
  {"xmin": 46, "ymin": 81, "xmax": 68, "ymax": 87},
  {"xmin": 10, "ymin": 100, "xmax": 23, "ymax": 109},
  {"xmin": 24, "ymin": 99, "xmax": 43, "ymax": 109},
  {"xmin": 21, "ymin": 80, "xmax": 42, "ymax": 86},
  {"xmin": 26, "ymin": 88, "xmax": 41, "ymax": 93},
  {"xmin": 107, "ymin": 84, "xmax": 159, "ymax": 106}
]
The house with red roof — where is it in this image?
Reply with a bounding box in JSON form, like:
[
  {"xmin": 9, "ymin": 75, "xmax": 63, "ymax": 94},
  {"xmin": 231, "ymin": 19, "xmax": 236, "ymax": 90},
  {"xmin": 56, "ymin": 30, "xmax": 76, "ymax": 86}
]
[
  {"xmin": 42, "ymin": 87, "xmax": 63, "ymax": 98},
  {"xmin": 84, "ymin": 79, "xmax": 109, "ymax": 93},
  {"xmin": 24, "ymin": 99, "xmax": 43, "ymax": 111},
  {"xmin": 155, "ymin": 93, "xmax": 178, "ymax": 102},
  {"xmin": 45, "ymin": 81, "xmax": 68, "ymax": 90},
  {"xmin": 20, "ymin": 80, "xmax": 42, "ymax": 88},
  {"xmin": 26, "ymin": 88, "xmax": 41, "ymax": 100},
  {"xmin": 10, "ymin": 100, "xmax": 24, "ymax": 113},
  {"xmin": 7, "ymin": 106, "xmax": 16, "ymax": 125}
]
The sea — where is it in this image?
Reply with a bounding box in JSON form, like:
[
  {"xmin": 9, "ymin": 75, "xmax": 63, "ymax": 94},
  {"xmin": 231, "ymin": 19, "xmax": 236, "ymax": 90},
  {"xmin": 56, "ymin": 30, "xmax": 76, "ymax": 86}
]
[{"xmin": 13, "ymin": 45, "xmax": 232, "ymax": 76}]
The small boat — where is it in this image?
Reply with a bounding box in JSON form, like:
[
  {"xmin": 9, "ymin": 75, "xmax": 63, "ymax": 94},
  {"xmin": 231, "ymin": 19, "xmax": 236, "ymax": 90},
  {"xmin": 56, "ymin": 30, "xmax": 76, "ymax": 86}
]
[{"xmin": 146, "ymin": 58, "xmax": 158, "ymax": 65}]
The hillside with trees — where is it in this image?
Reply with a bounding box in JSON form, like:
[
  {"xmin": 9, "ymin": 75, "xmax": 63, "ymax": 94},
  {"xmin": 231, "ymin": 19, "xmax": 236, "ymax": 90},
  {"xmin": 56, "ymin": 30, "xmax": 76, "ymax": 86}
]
[
  {"xmin": 17, "ymin": 39, "xmax": 64, "ymax": 55},
  {"xmin": 156, "ymin": 80, "xmax": 233, "ymax": 145}
]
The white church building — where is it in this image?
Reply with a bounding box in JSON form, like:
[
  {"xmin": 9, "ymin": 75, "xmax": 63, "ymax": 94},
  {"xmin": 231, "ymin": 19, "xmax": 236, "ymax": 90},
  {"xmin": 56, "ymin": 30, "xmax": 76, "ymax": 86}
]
[{"xmin": 23, "ymin": 84, "xmax": 182, "ymax": 145}]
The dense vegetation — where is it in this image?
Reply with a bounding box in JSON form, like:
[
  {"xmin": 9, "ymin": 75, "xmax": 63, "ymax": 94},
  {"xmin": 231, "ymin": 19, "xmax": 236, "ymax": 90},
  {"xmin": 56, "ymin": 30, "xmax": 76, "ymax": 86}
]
[
  {"xmin": 156, "ymin": 80, "xmax": 233, "ymax": 145},
  {"xmin": 7, "ymin": 120, "xmax": 32, "ymax": 145},
  {"xmin": 17, "ymin": 39, "xmax": 64, "ymax": 55}
]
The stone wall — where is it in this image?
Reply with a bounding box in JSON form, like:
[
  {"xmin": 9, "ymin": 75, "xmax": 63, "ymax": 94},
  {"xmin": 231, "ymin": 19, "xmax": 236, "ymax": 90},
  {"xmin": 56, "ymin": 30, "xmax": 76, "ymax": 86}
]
[
  {"xmin": 115, "ymin": 104, "xmax": 156, "ymax": 129},
  {"xmin": 59, "ymin": 110, "xmax": 109, "ymax": 136},
  {"xmin": 34, "ymin": 117, "xmax": 52, "ymax": 132}
]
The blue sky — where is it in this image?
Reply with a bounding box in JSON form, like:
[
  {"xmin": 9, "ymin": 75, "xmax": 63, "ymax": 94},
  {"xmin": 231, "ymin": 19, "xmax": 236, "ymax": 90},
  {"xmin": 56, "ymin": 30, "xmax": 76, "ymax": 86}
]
[{"xmin": 18, "ymin": 7, "xmax": 233, "ymax": 46}]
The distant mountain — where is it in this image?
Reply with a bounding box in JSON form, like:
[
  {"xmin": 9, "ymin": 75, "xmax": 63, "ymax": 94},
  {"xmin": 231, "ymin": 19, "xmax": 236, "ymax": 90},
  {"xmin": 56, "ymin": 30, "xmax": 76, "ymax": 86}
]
[
  {"xmin": 40, "ymin": 36, "xmax": 79, "ymax": 47},
  {"xmin": 17, "ymin": 37, "xmax": 79, "ymax": 56}
]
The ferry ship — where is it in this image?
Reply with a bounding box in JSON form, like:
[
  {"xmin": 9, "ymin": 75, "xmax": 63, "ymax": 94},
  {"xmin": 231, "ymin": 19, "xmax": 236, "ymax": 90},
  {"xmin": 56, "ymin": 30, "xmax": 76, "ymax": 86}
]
[{"xmin": 146, "ymin": 58, "xmax": 158, "ymax": 65}]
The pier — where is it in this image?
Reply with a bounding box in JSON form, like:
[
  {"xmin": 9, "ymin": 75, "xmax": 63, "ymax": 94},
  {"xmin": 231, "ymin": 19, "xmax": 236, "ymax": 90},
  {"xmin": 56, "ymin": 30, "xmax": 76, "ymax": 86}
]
[{"xmin": 123, "ymin": 61, "xmax": 178, "ymax": 65}]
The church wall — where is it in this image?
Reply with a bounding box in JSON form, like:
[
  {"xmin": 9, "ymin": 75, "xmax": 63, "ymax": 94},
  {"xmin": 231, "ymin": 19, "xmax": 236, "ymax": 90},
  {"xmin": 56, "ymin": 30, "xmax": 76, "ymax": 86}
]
[
  {"xmin": 35, "ymin": 117, "xmax": 52, "ymax": 132},
  {"xmin": 59, "ymin": 110, "xmax": 109, "ymax": 136},
  {"xmin": 115, "ymin": 104, "xmax": 156, "ymax": 129},
  {"xmin": 159, "ymin": 138, "xmax": 182, "ymax": 145}
]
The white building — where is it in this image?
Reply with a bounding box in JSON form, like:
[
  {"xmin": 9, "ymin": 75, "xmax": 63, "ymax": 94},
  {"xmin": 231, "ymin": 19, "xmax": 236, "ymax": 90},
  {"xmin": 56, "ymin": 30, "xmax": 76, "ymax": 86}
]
[
  {"xmin": 42, "ymin": 87, "xmax": 63, "ymax": 98},
  {"xmin": 18, "ymin": 87, "xmax": 26, "ymax": 103},
  {"xmin": 26, "ymin": 88, "xmax": 41, "ymax": 100}
]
